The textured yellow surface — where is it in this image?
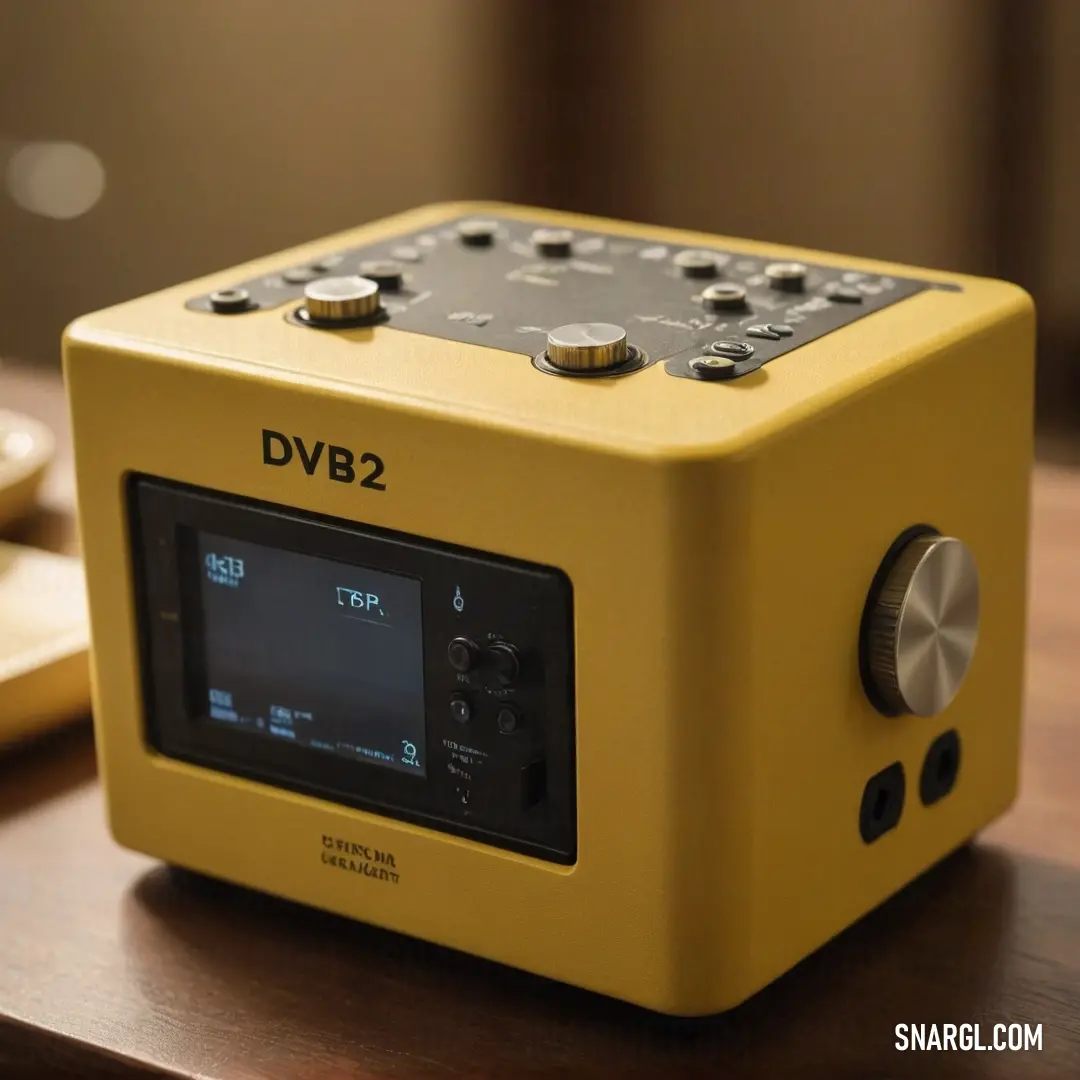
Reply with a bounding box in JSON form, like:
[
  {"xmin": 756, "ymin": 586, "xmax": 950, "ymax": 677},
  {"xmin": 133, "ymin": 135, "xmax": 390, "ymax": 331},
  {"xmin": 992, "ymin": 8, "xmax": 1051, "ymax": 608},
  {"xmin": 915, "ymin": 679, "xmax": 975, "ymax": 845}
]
[{"xmin": 64, "ymin": 202, "xmax": 1035, "ymax": 1014}]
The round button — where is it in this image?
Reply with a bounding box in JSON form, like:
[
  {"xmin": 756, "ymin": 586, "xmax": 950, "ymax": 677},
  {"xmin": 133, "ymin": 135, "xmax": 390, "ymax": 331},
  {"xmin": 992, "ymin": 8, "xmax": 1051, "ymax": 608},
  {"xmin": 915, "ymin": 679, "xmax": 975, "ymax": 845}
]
[
  {"xmin": 357, "ymin": 259, "xmax": 404, "ymax": 290},
  {"xmin": 701, "ymin": 282, "xmax": 747, "ymax": 312},
  {"xmin": 864, "ymin": 534, "xmax": 980, "ymax": 717},
  {"xmin": 765, "ymin": 262, "xmax": 808, "ymax": 292},
  {"xmin": 282, "ymin": 266, "xmax": 322, "ymax": 284},
  {"xmin": 302, "ymin": 276, "xmax": 381, "ymax": 322},
  {"xmin": 496, "ymin": 705, "xmax": 521, "ymax": 734},
  {"xmin": 447, "ymin": 637, "xmax": 480, "ymax": 673},
  {"xmin": 457, "ymin": 219, "xmax": 498, "ymax": 247},
  {"xmin": 673, "ymin": 249, "xmax": 725, "ymax": 279},
  {"xmin": 209, "ymin": 287, "xmax": 252, "ymax": 314},
  {"xmin": 708, "ymin": 340, "xmax": 754, "ymax": 360},
  {"xmin": 311, "ymin": 254, "xmax": 345, "ymax": 272},
  {"xmin": 450, "ymin": 695, "xmax": 472, "ymax": 724},
  {"xmin": 689, "ymin": 355, "xmax": 738, "ymax": 380},
  {"xmin": 486, "ymin": 642, "xmax": 520, "ymax": 684},
  {"xmin": 531, "ymin": 227, "xmax": 574, "ymax": 257},
  {"xmin": 546, "ymin": 323, "xmax": 628, "ymax": 372}
]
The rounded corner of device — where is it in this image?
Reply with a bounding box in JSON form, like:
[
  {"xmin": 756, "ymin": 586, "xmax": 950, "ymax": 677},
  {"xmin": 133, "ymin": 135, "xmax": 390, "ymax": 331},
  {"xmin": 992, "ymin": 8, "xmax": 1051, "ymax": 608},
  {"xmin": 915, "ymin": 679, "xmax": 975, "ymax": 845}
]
[
  {"xmin": 61, "ymin": 313, "xmax": 102, "ymax": 356},
  {"xmin": 100, "ymin": 792, "xmax": 141, "ymax": 854},
  {"xmin": 998, "ymin": 279, "xmax": 1038, "ymax": 322},
  {"xmin": 665, "ymin": 432, "xmax": 759, "ymax": 467},
  {"xmin": 941, "ymin": 272, "xmax": 1036, "ymax": 321}
]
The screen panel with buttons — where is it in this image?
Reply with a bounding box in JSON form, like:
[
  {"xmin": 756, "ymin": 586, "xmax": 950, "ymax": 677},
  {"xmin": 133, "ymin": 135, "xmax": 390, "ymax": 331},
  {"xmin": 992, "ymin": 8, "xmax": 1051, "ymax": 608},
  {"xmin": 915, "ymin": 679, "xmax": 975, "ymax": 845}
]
[{"xmin": 128, "ymin": 476, "xmax": 577, "ymax": 863}]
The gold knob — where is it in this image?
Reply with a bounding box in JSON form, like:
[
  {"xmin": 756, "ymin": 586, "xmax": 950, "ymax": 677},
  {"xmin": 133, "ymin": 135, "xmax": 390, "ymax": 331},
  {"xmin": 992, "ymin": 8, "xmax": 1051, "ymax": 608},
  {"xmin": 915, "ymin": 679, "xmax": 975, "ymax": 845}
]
[
  {"xmin": 303, "ymin": 276, "xmax": 381, "ymax": 322},
  {"xmin": 545, "ymin": 323, "xmax": 628, "ymax": 372},
  {"xmin": 865, "ymin": 534, "xmax": 980, "ymax": 717}
]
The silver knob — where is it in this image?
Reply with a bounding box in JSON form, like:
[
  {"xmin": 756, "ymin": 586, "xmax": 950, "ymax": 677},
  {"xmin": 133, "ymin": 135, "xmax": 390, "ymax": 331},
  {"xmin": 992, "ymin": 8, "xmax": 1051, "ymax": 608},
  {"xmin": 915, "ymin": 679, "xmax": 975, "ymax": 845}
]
[
  {"xmin": 865, "ymin": 534, "xmax": 980, "ymax": 717},
  {"xmin": 531, "ymin": 227, "xmax": 574, "ymax": 257},
  {"xmin": 546, "ymin": 323, "xmax": 627, "ymax": 371},
  {"xmin": 673, "ymin": 249, "xmax": 725, "ymax": 279},
  {"xmin": 303, "ymin": 276, "xmax": 380, "ymax": 322},
  {"xmin": 457, "ymin": 219, "xmax": 499, "ymax": 247},
  {"xmin": 701, "ymin": 282, "xmax": 747, "ymax": 312},
  {"xmin": 765, "ymin": 261, "xmax": 807, "ymax": 292}
]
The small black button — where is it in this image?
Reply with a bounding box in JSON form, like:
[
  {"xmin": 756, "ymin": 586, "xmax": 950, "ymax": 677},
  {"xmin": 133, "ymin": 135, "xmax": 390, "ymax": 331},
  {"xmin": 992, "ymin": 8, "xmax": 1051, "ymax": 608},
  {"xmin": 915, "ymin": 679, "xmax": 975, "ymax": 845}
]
[
  {"xmin": 522, "ymin": 760, "xmax": 546, "ymax": 807},
  {"xmin": 486, "ymin": 642, "xmax": 520, "ymax": 684},
  {"xmin": 826, "ymin": 284, "xmax": 863, "ymax": 303},
  {"xmin": 209, "ymin": 288, "xmax": 253, "ymax": 314},
  {"xmin": 531, "ymin": 227, "xmax": 574, "ymax": 257},
  {"xmin": 457, "ymin": 219, "xmax": 498, "ymax": 247},
  {"xmin": 496, "ymin": 705, "xmax": 521, "ymax": 734},
  {"xmin": 447, "ymin": 637, "xmax": 479, "ymax": 673},
  {"xmin": 450, "ymin": 695, "xmax": 472, "ymax": 724},
  {"xmin": 767, "ymin": 323, "xmax": 794, "ymax": 336},
  {"xmin": 358, "ymin": 259, "xmax": 404, "ymax": 290}
]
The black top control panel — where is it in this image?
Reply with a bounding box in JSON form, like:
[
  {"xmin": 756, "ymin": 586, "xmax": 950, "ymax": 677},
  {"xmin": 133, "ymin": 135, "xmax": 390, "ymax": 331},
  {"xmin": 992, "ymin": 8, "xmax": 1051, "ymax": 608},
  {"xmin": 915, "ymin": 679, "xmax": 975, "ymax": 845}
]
[{"xmin": 188, "ymin": 215, "xmax": 956, "ymax": 381}]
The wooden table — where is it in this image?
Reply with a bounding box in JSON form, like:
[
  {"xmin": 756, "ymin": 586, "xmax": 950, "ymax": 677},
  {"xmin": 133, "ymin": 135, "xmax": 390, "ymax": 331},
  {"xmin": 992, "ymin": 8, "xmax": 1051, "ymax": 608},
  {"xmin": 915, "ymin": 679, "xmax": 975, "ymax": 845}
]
[{"xmin": 2, "ymin": 362, "xmax": 1079, "ymax": 1079}]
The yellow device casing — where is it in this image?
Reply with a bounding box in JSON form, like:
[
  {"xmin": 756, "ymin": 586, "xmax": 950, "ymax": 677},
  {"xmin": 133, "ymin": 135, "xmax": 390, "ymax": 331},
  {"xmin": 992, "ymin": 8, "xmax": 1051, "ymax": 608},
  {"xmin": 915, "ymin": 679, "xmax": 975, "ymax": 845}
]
[{"xmin": 64, "ymin": 203, "xmax": 1033, "ymax": 1015}]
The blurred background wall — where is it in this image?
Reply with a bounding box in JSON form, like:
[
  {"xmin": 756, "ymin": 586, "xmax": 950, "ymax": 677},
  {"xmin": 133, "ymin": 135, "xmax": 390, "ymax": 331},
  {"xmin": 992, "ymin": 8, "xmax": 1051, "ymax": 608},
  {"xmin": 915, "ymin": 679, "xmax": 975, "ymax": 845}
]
[
  {"xmin": 0, "ymin": 0, "xmax": 505, "ymax": 363},
  {"xmin": 1, "ymin": 0, "xmax": 1078, "ymax": 429}
]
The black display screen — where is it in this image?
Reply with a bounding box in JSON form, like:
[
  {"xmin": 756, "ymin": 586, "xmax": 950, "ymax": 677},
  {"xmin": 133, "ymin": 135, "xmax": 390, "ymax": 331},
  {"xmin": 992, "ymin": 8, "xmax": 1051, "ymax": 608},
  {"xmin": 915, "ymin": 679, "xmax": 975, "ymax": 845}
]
[{"xmin": 193, "ymin": 532, "xmax": 427, "ymax": 775}]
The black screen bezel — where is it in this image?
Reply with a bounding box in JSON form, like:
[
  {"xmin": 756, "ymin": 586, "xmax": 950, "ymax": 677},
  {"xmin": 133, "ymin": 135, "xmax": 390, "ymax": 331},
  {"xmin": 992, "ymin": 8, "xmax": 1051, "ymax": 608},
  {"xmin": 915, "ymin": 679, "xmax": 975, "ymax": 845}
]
[{"xmin": 128, "ymin": 475, "xmax": 577, "ymax": 862}]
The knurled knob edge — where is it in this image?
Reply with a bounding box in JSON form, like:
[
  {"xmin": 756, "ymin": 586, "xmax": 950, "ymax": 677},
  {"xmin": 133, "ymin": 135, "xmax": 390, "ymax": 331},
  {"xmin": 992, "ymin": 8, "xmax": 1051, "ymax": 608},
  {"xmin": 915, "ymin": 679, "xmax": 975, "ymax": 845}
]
[{"xmin": 866, "ymin": 534, "xmax": 941, "ymax": 715}]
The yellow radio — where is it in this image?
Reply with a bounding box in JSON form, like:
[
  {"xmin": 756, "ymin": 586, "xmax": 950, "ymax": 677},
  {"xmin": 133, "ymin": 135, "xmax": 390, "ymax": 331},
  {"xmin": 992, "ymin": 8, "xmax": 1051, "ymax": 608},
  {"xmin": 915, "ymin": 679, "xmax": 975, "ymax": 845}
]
[{"xmin": 64, "ymin": 203, "xmax": 1033, "ymax": 1016}]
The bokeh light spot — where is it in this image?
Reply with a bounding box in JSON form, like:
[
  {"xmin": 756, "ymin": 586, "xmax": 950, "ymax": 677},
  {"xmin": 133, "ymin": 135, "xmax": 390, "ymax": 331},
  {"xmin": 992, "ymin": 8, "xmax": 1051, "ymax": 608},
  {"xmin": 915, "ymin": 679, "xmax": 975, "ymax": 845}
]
[{"xmin": 6, "ymin": 141, "xmax": 106, "ymax": 219}]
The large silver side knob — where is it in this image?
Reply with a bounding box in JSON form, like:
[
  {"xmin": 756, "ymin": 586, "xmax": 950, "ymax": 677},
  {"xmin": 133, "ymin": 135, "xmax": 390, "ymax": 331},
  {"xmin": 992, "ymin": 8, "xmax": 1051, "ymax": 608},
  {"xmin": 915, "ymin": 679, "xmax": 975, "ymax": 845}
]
[{"xmin": 865, "ymin": 534, "xmax": 980, "ymax": 717}]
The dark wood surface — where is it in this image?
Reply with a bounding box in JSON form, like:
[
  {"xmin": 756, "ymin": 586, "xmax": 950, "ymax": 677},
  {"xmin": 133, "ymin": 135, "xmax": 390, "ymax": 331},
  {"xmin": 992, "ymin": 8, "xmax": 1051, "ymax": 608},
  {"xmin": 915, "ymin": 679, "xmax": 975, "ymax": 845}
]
[{"xmin": 2, "ymin": 362, "xmax": 1080, "ymax": 1079}]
